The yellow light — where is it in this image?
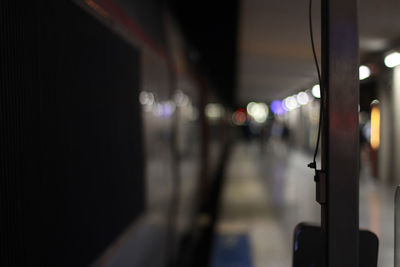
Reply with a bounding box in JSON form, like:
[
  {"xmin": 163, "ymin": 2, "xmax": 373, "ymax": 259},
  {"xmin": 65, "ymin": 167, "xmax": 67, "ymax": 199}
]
[
  {"xmin": 370, "ymin": 106, "xmax": 380, "ymax": 150},
  {"xmin": 205, "ymin": 103, "xmax": 224, "ymax": 120}
]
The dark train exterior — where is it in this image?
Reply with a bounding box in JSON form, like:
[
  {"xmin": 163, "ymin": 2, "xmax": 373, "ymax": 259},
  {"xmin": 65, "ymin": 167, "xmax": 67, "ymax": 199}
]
[{"xmin": 1, "ymin": 0, "xmax": 238, "ymax": 266}]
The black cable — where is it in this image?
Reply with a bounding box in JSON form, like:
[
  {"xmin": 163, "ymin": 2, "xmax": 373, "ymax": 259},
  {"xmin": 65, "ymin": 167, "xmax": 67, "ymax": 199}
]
[{"xmin": 308, "ymin": 0, "xmax": 323, "ymax": 171}]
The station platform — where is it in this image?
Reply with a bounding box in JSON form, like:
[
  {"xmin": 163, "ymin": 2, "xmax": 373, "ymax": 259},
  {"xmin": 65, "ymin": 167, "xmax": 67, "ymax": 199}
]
[{"xmin": 211, "ymin": 140, "xmax": 394, "ymax": 267}]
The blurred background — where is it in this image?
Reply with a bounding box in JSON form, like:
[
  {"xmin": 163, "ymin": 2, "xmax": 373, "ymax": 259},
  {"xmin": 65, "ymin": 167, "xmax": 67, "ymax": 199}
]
[{"xmin": 1, "ymin": 0, "xmax": 400, "ymax": 266}]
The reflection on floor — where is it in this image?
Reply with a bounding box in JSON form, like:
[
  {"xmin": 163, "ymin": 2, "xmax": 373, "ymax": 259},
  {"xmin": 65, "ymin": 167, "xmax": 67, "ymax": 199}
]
[{"xmin": 212, "ymin": 140, "xmax": 394, "ymax": 267}]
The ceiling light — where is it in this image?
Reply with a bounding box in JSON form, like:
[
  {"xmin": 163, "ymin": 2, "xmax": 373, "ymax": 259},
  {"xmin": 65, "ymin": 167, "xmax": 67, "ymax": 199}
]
[
  {"xmin": 359, "ymin": 65, "xmax": 371, "ymax": 80},
  {"xmin": 247, "ymin": 102, "xmax": 268, "ymax": 123},
  {"xmin": 311, "ymin": 85, "xmax": 320, "ymax": 99},
  {"xmin": 283, "ymin": 96, "xmax": 299, "ymax": 111},
  {"xmin": 296, "ymin": 92, "xmax": 309, "ymax": 105},
  {"xmin": 384, "ymin": 52, "xmax": 400, "ymax": 68},
  {"xmin": 205, "ymin": 103, "xmax": 224, "ymax": 120}
]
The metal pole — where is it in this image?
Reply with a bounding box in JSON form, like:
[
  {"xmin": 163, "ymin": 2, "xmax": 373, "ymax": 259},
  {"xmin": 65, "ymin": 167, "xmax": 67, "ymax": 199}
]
[{"xmin": 321, "ymin": 0, "xmax": 359, "ymax": 266}]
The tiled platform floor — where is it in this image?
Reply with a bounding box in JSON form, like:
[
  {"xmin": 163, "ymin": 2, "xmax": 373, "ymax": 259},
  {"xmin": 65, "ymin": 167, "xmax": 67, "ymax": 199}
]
[{"xmin": 213, "ymin": 139, "xmax": 394, "ymax": 267}]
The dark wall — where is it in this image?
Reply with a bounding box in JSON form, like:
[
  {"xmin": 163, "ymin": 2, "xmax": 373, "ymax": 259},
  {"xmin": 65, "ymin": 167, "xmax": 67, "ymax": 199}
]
[
  {"xmin": 1, "ymin": 1, "xmax": 144, "ymax": 266},
  {"xmin": 116, "ymin": 0, "xmax": 167, "ymax": 49},
  {"xmin": 169, "ymin": 0, "xmax": 240, "ymax": 107},
  {"xmin": 360, "ymin": 80, "xmax": 378, "ymax": 112}
]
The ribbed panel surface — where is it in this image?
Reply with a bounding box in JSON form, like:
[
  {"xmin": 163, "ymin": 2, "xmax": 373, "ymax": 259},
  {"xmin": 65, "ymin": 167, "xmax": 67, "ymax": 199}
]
[
  {"xmin": 1, "ymin": 1, "xmax": 144, "ymax": 266},
  {"xmin": 1, "ymin": 1, "xmax": 36, "ymax": 265}
]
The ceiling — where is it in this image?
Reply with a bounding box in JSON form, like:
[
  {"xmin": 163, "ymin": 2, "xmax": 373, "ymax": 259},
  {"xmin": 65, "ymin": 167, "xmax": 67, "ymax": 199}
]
[
  {"xmin": 169, "ymin": 0, "xmax": 239, "ymax": 106},
  {"xmin": 237, "ymin": 0, "xmax": 400, "ymax": 105}
]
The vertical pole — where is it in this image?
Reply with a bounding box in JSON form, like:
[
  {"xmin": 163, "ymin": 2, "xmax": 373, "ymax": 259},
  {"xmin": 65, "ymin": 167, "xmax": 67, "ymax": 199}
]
[{"xmin": 321, "ymin": 0, "xmax": 359, "ymax": 266}]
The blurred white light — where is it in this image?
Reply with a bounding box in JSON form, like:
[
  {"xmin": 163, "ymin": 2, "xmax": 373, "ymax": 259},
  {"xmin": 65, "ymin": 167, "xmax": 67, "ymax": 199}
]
[
  {"xmin": 247, "ymin": 102, "xmax": 268, "ymax": 123},
  {"xmin": 384, "ymin": 52, "xmax": 400, "ymax": 68},
  {"xmin": 371, "ymin": 99, "xmax": 380, "ymax": 105},
  {"xmin": 296, "ymin": 92, "xmax": 309, "ymax": 105},
  {"xmin": 282, "ymin": 100, "xmax": 289, "ymax": 111},
  {"xmin": 139, "ymin": 91, "xmax": 154, "ymax": 106},
  {"xmin": 283, "ymin": 96, "xmax": 299, "ymax": 111},
  {"xmin": 205, "ymin": 103, "xmax": 224, "ymax": 120},
  {"xmin": 246, "ymin": 102, "xmax": 256, "ymax": 115},
  {"xmin": 311, "ymin": 85, "xmax": 321, "ymax": 99},
  {"xmin": 359, "ymin": 65, "xmax": 371, "ymax": 80},
  {"xmin": 140, "ymin": 91, "xmax": 155, "ymax": 112},
  {"xmin": 174, "ymin": 90, "xmax": 190, "ymax": 107},
  {"xmin": 139, "ymin": 91, "xmax": 148, "ymax": 105}
]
